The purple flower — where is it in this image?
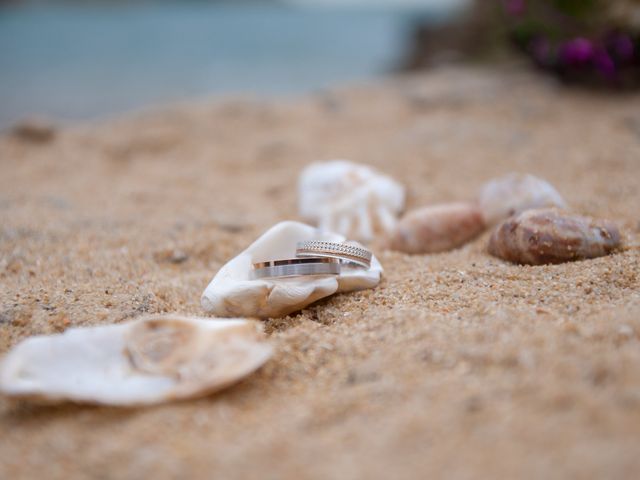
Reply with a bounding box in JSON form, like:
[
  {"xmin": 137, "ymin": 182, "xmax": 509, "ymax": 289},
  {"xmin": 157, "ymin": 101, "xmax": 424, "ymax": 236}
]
[
  {"xmin": 560, "ymin": 38, "xmax": 594, "ymax": 65},
  {"xmin": 504, "ymin": 0, "xmax": 526, "ymax": 16}
]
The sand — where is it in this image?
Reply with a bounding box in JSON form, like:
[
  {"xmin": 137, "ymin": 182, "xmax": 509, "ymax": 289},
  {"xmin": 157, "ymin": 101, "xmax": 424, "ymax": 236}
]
[{"xmin": 1, "ymin": 66, "xmax": 639, "ymax": 479}]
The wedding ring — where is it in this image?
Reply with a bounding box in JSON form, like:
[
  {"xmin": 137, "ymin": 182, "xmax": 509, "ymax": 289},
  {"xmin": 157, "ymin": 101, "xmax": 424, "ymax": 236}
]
[
  {"xmin": 296, "ymin": 241, "xmax": 372, "ymax": 269},
  {"xmin": 251, "ymin": 257, "xmax": 340, "ymax": 280}
]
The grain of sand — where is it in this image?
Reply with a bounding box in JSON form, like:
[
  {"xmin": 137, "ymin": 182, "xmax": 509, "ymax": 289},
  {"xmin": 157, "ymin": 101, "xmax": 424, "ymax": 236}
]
[{"xmin": 1, "ymin": 67, "xmax": 639, "ymax": 479}]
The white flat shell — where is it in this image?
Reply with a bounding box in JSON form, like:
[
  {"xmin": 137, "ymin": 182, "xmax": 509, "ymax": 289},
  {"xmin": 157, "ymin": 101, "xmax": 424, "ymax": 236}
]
[
  {"xmin": 478, "ymin": 173, "xmax": 567, "ymax": 225},
  {"xmin": 0, "ymin": 315, "xmax": 272, "ymax": 406},
  {"xmin": 298, "ymin": 160, "xmax": 405, "ymax": 243},
  {"xmin": 201, "ymin": 221, "xmax": 382, "ymax": 318}
]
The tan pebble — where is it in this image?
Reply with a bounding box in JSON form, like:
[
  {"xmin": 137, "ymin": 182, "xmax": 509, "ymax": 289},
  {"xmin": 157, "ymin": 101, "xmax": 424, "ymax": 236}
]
[
  {"xmin": 388, "ymin": 202, "xmax": 485, "ymax": 254},
  {"xmin": 488, "ymin": 208, "xmax": 622, "ymax": 265},
  {"xmin": 154, "ymin": 248, "xmax": 189, "ymax": 264}
]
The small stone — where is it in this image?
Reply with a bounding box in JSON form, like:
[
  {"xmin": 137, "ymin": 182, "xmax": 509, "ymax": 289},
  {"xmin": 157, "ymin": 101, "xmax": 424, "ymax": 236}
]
[
  {"xmin": 616, "ymin": 324, "xmax": 634, "ymax": 339},
  {"xmin": 11, "ymin": 118, "xmax": 57, "ymax": 143},
  {"xmin": 154, "ymin": 248, "xmax": 189, "ymax": 264},
  {"xmin": 168, "ymin": 249, "xmax": 189, "ymax": 264},
  {"xmin": 478, "ymin": 173, "xmax": 566, "ymax": 225},
  {"xmin": 388, "ymin": 202, "xmax": 485, "ymax": 254},
  {"xmin": 488, "ymin": 208, "xmax": 622, "ymax": 265}
]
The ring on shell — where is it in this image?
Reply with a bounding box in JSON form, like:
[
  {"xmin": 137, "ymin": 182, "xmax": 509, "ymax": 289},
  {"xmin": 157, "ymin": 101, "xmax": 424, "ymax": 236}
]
[
  {"xmin": 296, "ymin": 240, "xmax": 372, "ymax": 269},
  {"xmin": 250, "ymin": 257, "xmax": 341, "ymax": 280},
  {"xmin": 201, "ymin": 221, "xmax": 383, "ymax": 319}
]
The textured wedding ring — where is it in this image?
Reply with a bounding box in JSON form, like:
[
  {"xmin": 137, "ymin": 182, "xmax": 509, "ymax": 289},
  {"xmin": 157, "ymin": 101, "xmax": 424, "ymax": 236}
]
[
  {"xmin": 251, "ymin": 257, "xmax": 340, "ymax": 280},
  {"xmin": 296, "ymin": 241, "xmax": 372, "ymax": 269}
]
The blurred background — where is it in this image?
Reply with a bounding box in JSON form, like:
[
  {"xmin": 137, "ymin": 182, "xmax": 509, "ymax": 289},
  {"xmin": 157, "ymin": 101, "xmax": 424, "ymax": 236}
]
[
  {"xmin": 1, "ymin": 0, "xmax": 639, "ymax": 130},
  {"xmin": 0, "ymin": 0, "xmax": 466, "ymax": 129}
]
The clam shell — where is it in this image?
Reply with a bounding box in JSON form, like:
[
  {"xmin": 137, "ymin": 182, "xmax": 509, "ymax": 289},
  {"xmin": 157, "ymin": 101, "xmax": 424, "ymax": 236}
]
[
  {"xmin": 388, "ymin": 202, "xmax": 485, "ymax": 254},
  {"xmin": 488, "ymin": 208, "xmax": 622, "ymax": 265},
  {"xmin": 478, "ymin": 173, "xmax": 567, "ymax": 225},
  {"xmin": 298, "ymin": 160, "xmax": 405, "ymax": 243},
  {"xmin": 201, "ymin": 221, "xmax": 382, "ymax": 318},
  {"xmin": 0, "ymin": 315, "xmax": 272, "ymax": 406}
]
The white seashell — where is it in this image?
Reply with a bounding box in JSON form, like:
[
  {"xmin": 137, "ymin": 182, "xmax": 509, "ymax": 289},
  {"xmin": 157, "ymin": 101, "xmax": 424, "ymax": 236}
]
[
  {"xmin": 478, "ymin": 173, "xmax": 567, "ymax": 225},
  {"xmin": 201, "ymin": 221, "xmax": 382, "ymax": 318},
  {"xmin": 0, "ymin": 315, "xmax": 272, "ymax": 406},
  {"xmin": 298, "ymin": 160, "xmax": 405, "ymax": 243}
]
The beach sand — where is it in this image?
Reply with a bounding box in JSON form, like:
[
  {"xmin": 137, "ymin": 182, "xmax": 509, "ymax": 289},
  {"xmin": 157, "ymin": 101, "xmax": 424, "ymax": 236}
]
[{"xmin": 1, "ymin": 66, "xmax": 639, "ymax": 479}]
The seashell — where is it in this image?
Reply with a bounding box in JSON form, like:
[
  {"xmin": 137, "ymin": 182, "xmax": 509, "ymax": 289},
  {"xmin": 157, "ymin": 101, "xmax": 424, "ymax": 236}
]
[
  {"xmin": 298, "ymin": 160, "xmax": 405, "ymax": 243},
  {"xmin": 388, "ymin": 202, "xmax": 485, "ymax": 254},
  {"xmin": 0, "ymin": 315, "xmax": 272, "ymax": 406},
  {"xmin": 201, "ymin": 221, "xmax": 382, "ymax": 318},
  {"xmin": 488, "ymin": 208, "xmax": 622, "ymax": 265},
  {"xmin": 478, "ymin": 173, "xmax": 567, "ymax": 225}
]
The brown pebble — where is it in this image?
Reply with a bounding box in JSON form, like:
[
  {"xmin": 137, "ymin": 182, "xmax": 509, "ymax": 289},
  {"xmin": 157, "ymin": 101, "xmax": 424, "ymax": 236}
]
[
  {"xmin": 154, "ymin": 248, "xmax": 189, "ymax": 264},
  {"xmin": 388, "ymin": 202, "xmax": 485, "ymax": 254},
  {"xmin": 488, "ymin": 208, "xmax": 622, "ymax": 265},
  {"xmin": 11, "ymin": 118, "xmax": 56, "ymax": 143}
]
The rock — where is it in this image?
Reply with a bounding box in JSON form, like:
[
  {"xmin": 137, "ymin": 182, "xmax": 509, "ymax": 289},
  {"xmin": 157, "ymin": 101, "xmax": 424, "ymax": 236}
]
[
  {"xmin": 154, "ymin": 248, "xmax": 189, "ymax": 264},
  {"xmin": 488, "ymin": 208, "xmax": 622, "ymax": 265},
  {"xmin": 298, "ymin": 160, "xmax": 405, "ymax": 243},
  {"xmin": 388, "ymin": 202, "xmax": 485, "ymax": 254},
  {"xmin": 0, "ymin": 315, "xmax": 272, "ymax": 406},
  {"xmin": 201, "ymin": 221, "xmax": 383, "ymax": 319},
  {"xmin": 11, "ymin": 118, "xmax": 57, "ymax": 143},
  {"xmin": 478, "ymin": 173, "xmax": 567, "ymax": 225}
]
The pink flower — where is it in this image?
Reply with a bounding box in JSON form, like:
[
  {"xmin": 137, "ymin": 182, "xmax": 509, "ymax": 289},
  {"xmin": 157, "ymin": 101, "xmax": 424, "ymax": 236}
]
[{"xmin": 560, "ymin": 38, "xmax": 594, "ymax": 65}]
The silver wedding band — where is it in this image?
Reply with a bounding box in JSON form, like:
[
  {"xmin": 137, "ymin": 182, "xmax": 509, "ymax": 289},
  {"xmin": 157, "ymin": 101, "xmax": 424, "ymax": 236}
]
[
  {"xmin": 251, "ymin": 257, "xmax": 340, "ymax": 280},
  {"xmin": 296, "ymin": 241, "xmax": 372, "ymax": 269}
]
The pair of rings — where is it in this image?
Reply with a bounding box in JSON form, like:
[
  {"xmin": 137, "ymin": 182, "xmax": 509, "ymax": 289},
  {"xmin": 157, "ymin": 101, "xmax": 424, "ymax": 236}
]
[{"xmin": 251, "ymin": 241, "xmax": 372, "ymax": 280}]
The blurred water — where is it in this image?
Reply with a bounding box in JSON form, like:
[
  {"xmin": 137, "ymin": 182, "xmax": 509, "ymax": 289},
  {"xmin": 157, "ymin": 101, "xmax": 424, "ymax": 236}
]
[{"xmin": 0, "ymin": 3, "xmax": 447, "ymax": 128}]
